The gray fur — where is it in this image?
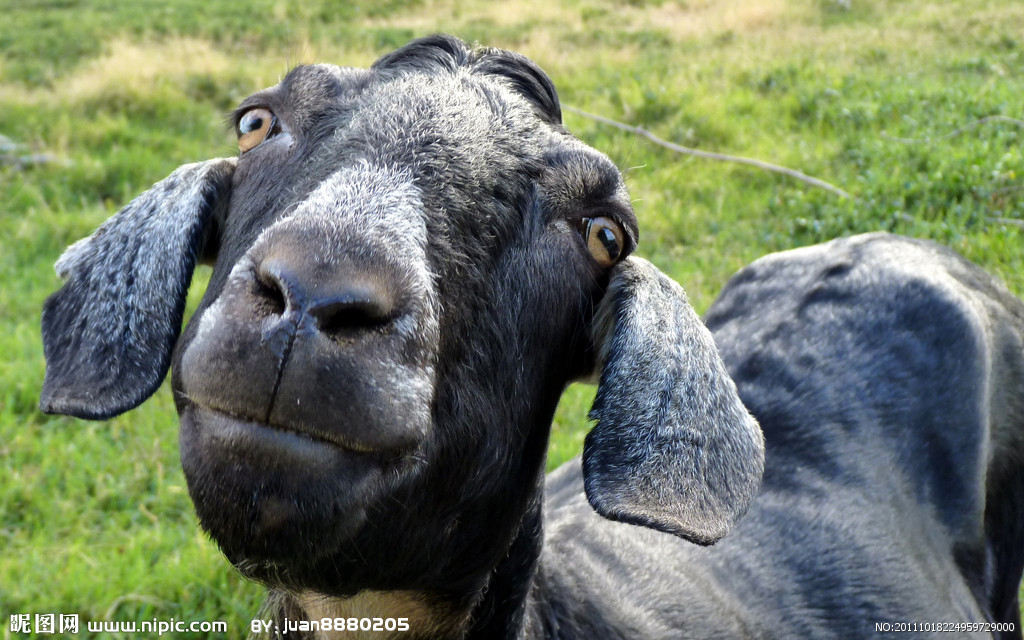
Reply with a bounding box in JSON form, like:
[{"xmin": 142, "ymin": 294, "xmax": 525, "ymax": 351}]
[
  {"xmin": 522, "ymin": 233, "xmax": 1024, "ymax": 639},
  {"xmin": 586, "ymin": 257, "xmax": 764, "ymax": 544},
  {"xmin": 40, "ymin": 158, "xmax": 235, "ymax": 419}
]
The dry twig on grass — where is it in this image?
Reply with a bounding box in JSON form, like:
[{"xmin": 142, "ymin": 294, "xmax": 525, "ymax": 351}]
[{"xmin": 564, "ymin": 105, "xmax": 854, "ymax": 200}]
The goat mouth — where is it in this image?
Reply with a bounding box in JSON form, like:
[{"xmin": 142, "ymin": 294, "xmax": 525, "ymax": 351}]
[
  {"xmin": 179, "ymin": 404, "xmax": 393, "ymax": 564},
  {"xmin": 186, "ymin": 404, "xmax": 402, "ymax": 460}
]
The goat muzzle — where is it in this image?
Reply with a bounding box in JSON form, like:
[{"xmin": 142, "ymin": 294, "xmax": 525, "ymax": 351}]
[{"xmin": 177, "ymin": 221, "xmax": 437, "ymax": 458}]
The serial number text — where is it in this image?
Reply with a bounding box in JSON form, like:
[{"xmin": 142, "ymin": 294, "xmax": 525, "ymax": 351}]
[{"xmin": 876, "ymin": 622, "xmax": 1015, "ymax": 633}]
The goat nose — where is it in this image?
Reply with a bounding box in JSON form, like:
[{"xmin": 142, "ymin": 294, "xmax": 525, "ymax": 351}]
[{"xmin": 255, "ymin": 256, "xmax": 396, "ymax": 334}]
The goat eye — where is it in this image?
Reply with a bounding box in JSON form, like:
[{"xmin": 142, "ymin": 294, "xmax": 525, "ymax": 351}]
[
  {"xmin": 579, "ymin": 216, "xmax": 625, "ymax": 268},
  {"xmin": 237, "ymin": 107, "xmax": 278, "ymax": 153}
]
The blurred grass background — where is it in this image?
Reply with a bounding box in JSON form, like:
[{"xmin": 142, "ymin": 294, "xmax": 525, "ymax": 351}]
[{"xmin": 1, "ymin": 0, "xmax": 1022, "ymax": 637}]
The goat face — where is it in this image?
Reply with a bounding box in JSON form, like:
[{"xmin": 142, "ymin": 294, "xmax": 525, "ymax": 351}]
[
  {"xmin": 175, "ymin": 39, "xmax": 635, "ymax": 593},
  {"xmin": 40, "ymin": 35, "xmax": 763, "ymax": 601}
]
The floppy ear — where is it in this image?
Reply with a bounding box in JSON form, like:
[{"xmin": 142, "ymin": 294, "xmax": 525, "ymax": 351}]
[
  {"xmin": 40, "ymin": 158, "xmax": 236, "ymax": 420},
  {"xmin": 584, "ymin": 257, "xmax": 764, "ymax": 545}
]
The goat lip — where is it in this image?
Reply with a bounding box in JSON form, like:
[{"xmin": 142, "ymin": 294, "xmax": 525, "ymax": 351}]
[{"xmin": 189, "ymin": 405, "xmax": 387, "ymax": 459}]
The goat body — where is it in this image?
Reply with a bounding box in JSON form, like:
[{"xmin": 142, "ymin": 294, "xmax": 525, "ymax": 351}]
[
  {"xmin": 39, "ymin": 36, "xmax": 1023, "ymax": 639},
  {"xmin": 523, "ymin": 233, "xmax": 1024, "ymax": 639}
]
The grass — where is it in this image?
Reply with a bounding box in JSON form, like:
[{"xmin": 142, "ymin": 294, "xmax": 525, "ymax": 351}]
[{"xmin": 2, "ymin": 0, "xmax": 1022, "ymax": 636}]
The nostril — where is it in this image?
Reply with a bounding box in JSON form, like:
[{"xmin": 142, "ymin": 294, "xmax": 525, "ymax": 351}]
[
  {"xmin": 312, "ymin": 291, "xmax": 395, "ymax": 336},
  {"xmin": 253, "ymin": 268, "xmax": 289, "ymax": 317}
]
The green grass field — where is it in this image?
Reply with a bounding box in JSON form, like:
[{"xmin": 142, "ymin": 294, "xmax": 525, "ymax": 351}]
[{"xmin": 2, "ymin": 0, "xmax": 1022, "ymax": 637}]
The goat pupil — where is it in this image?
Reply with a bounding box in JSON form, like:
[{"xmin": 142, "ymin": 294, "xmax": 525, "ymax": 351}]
[
  {"xmin": 243, "ymin": 116, "xmax": 263, "ymax": 134},
  {"xmin": 597, "ymin": 227, "xmax": 620, "ymax": 259}
]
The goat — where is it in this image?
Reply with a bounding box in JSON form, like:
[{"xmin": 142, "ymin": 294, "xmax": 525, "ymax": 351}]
[{"xmin": 40, "ymin": 35, "xmax": 1023, "ymax": 638}]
